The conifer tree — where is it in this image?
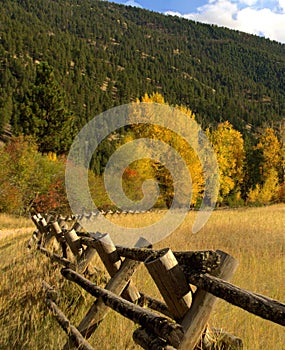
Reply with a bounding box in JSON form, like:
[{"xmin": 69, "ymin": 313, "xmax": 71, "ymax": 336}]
[{"xmin": 18, "ymin": 62, "xmax": 76, "ymax": 154}]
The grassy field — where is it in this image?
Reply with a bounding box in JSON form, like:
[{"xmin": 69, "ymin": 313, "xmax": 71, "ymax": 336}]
[
  {"xmin": 0, "ymin": 213, "xmax": 32, "ymax": 230},
  {"xmin": 0, "ymin": 205, "xmax": 284, "ymax": 349}
]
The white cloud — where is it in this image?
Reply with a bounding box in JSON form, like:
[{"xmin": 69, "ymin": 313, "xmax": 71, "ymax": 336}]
[
  {"xmin": 165, "ymin": 11, "xmax": 183, "ymax": 17},
  {"xmin": 238, "ymin": 0, "xmax": 258, "ymax": 5},
  {"xmin": 124, "ymin": 0, "xmax": 143, "ymax": 8},
  {"xmin": 278, "ymin": 0, "xmax": 285, "ymax": 11},
  {"xmin": 167, "ymin": 0, "xmax": 285, "ymax": 43}
]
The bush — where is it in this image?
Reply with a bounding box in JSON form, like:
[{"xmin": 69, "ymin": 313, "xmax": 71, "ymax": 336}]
[{"xmin": 0, "ymin": 136, "xmax": 66, "ymax": 214}]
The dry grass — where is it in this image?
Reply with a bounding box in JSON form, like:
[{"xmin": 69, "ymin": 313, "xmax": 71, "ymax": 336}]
[
  {"xmin": 0, "ymin": 213, "xmax": 32, "ymax": 229},
  {"xmin": 0, "ymin": 213, "xmax": 34, "ymax": 241},
  {"xmin": 0, "ymin": 204, "xmax": 284, "ymax": 349}
]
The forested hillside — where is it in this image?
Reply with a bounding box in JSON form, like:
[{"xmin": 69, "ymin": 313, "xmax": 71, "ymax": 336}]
[
  {"xmin": 1, "ymin": 0, "xmax": 285, "ymax": 134},
  {"xmin": 1, "ymin": 0, "xmax": 285, "ymax": 213}
]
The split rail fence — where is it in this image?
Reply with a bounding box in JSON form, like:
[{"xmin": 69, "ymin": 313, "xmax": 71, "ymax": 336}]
[{"xmin": 28, "ymin": 211, "xmax": 285, "ymax": 350}]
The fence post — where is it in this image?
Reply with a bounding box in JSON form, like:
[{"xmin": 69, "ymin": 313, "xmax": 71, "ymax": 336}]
[
  {"xmin": 64, "ymin": 229, "xmax": 83, "ymax": 258},
  {"xmin": 62, "ymin": 235, "xmax": 148, "ymax": 349},
  {"xmin": 77, "ymin": 246, "xmax": 97, "ymax": 274},
  {"xmin": 90, "ymin": 232, "xmax": 121, "ymax": 276},
  {"xmin": 178, "ymin": 250, "xmax": 238, "ymax": 350},
  {"xmin": 91, "ymin": 232, "xmax": 142, "ymax": 302},
  {"xmin": 145, "ymin": 248, "xmax": 192, "ymax": 322},
  {"xmin": 31, "ymin": 214, "xmax": 54, "ymax": 247}
]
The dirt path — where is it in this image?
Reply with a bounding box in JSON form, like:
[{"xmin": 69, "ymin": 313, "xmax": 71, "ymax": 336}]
[{"xmin": 0, "ymin": 227, "xmax": 34, "ymax": 240}]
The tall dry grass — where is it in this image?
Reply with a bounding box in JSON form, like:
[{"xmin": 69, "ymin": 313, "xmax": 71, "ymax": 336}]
[
  {"xmin": 0, "ymin": 205, "xmax": 284, "ymax": 349},
  {"xmin": 0, "ymin": 213, "xmax": 32, "ymax": 230}
]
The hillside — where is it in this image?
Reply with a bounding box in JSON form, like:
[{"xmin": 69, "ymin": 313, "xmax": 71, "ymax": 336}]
[{"xmin": 1, "ymin": 0, "xmax": 285, "ymax": 134}]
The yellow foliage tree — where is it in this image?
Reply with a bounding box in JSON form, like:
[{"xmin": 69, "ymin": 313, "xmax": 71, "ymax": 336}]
[
  {"xmin": 208, "ymin": 121, "xmax": 245, "ymax": 203},
  {"xmin": 126, "ymin": 92, "xmax": 204, "ymax": 207},
  {"xmin": 247, "ymin": 168, "xmax": 280, "ymax": 205},
  {"xmin": 255, "ymin": 127, "xmax": 281, "ymax": 180},
  {"xmin": 247, "ymin": 127, "xmax": 282, "ymax": 204}
]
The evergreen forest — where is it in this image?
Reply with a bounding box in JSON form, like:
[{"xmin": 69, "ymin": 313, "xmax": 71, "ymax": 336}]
[{"xmin": 0, "ymin": 0, "xmax": 285, "ymax": 213}]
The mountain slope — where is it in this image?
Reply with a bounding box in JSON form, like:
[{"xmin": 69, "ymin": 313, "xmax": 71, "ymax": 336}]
[{"xmin": 1, "ymin": 0, "xmax": 285, "ymax": 132}]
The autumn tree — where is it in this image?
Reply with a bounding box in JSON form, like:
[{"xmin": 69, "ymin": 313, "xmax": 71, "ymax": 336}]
[
  {"xmin": 126, "ymin": 92, "xmax": 204, "ymax": 208},
  {"xmin": 255, "ymin": 128, "xmax": 281, "ymax": 181},
  {"xmin": 247, "ymin": 127, "xmax": 281, "ymax": 204},
  {"xmin": 208, "ymin": 121, "xmax": 245, "ymax": 205},
  {"xmin": 0, "ymin": 136, "xmax": 66, "ymax": 214}
]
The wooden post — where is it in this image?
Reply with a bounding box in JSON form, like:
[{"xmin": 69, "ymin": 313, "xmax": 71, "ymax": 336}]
[
  {"xmin": 77, "ymin": 246, "xmax": 97, "ymax": 274},
  {"xmin": 62, "ymin": 236, "xmax": 148, "ymax": 350},
  {"xmin": 133, "ymin": 327, "xmax": 177, "ymax": 350},
  {"xmin": 91, "ymin": 233, "xmax": 142, "ymax": 302},
  {"xmin": 31, "ymin": 214, "xmax": 42, "ymax": 234},
  {"xmin": 49, "ymin": 221, "xmax": 68, "ymax": 258},
  {"xmin": 39, "ymin": 217, "xmax": 48, "ymax": 231},
  {"xmin": 90, "ymin": 233, "xmax": 121, "ymax": 276},
  {"xmin": 58, "ymin": 216, "xmax": 69, "ymax": 230},
  {"xmin": 178, "ymin": 250, "xmax": 238, "ymax": 350},
  {"xmin": 62, "ymin": 258, "xmax": 141, "ymax": 349},
  {"xmin": 145, "ymin": 248, "xmax": 192, "ymax": 322},
  {"xmin": 31, "ymin": 214, "xmax": 52, "ymax": 246},
  {"xmin": 28, "ymin": 214, "xmax": 43, "ymax": 247},
  {"xmin": 62, "ymin": 268, "xmax": 184, "ymax": 348},
  {"xmin": 78, "ymin": 258, "xmax": 141, "ymax": 338},
  {"xmin": 50, "ymin": 221, "xmax": 63, "ymax": 237},
  {"xmin": 27, "ymin": 230, "xmax": 41, "ymax": 248},
  {"xmin": 64, "ymin": 229, "xmax": 83, "ymax": 258}
]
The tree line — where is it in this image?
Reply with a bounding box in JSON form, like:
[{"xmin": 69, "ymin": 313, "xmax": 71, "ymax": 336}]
[
  {"xmin": 1, "ymin": 0, "xmax": 285, "ymax": 213},
  {"xmin": 1, "ymin": 90, "xmax": 284, "ymax": 215}
]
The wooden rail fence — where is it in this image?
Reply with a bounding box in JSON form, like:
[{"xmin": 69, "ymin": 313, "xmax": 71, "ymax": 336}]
[{"xmin": 28, "ymin": 211, "xmax": 285, "ymax": 350}]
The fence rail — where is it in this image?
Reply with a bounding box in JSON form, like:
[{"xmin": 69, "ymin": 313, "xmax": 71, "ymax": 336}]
[{"xmin": 28, "ymin": 211, "xmax": 285, "ymax": 349}]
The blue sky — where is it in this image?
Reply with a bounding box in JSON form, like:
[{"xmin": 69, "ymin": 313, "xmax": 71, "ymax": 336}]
[
  {"xmin": 116, "ymin": 0, "xmax": 204, "ymax": 13},
  {"xmin": 107, "ymin": 0, "xmax": 285, "ymax": 43}
]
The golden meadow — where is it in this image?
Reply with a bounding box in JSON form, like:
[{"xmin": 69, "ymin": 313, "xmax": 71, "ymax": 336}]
[{"xmin": 0, "ymin": 204, "xmax": 284, "ymax": 349}]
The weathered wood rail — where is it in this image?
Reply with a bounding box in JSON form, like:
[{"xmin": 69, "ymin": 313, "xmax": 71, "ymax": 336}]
[{"xmin": 29, "ymin": 211, "xmax": 285, "ymax": 350}]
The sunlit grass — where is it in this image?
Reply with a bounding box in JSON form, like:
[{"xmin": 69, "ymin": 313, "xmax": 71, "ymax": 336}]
[
  {"xmin": 0, "ymin": 204, "xmax": 284, "ymax": 349},
  {"xmin": 0, "ymin": 213, "xmax": 32, "ymax": 229}
]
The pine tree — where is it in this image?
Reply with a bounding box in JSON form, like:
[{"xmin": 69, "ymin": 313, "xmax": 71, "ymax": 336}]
[{"xmin": 18, "ymin": 62, "xmax": 77, "ymax": 154}]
